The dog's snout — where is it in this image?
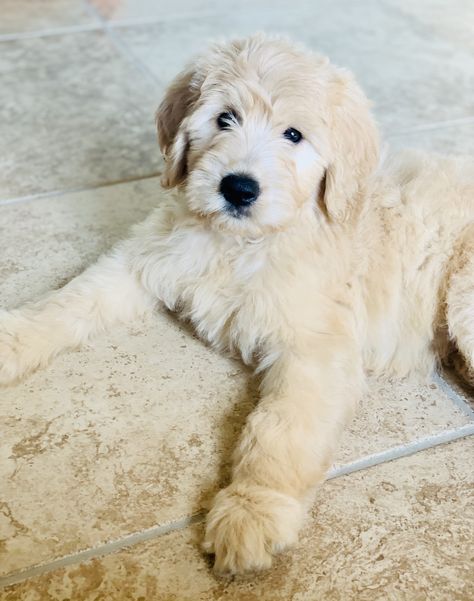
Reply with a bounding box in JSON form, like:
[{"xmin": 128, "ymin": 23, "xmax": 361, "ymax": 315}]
[{"xmin": 220, "ymin": 173, "xmax": 260, "ymax": 208}]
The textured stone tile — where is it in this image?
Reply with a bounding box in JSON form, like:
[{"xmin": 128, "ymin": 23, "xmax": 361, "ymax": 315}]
[
  {"xmin": 0, "ymin": 179, "xmax": 161, "ymax": 307},
  {"xmin": 2, "ymin": 438, "xmax": 473, "ymax": 600},
  {"xmin": 0, "ymin": 181, "xmax": 254, "ymax": 577},
  {"xmin": 0, "ymin": 1, "xmax": 96, "ymax": 35},
  {"xmin": 387, "ymin": 121, "xmax": 474, "ymax": 156},
  {"xmin": 336, "ymin": 375, "xmax": 472, "ymax": 466},
  {"xmin": 0, "ymin": 181, "xmax": 471, "ymax": 577},
  {"xmin": 0, "ymin": 314, "xmax": 253, "ymax": 578},
  {"xmin": 114, "ymin": 0, "xmax": 474, "ymax": 133},
  {"xmin": 0, "ymin": 31, "xmax": 160, "ymax": 201}
]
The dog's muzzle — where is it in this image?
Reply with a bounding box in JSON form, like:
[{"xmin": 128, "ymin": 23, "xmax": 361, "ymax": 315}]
[{"xmin": 219, "ymin": 173, "xmax": 260, "ymax": 213}]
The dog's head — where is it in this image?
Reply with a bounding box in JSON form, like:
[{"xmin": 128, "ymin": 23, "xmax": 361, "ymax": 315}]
[{"xmin": 156, "ymin": 34, "xmax": 379, "ymax": 235}]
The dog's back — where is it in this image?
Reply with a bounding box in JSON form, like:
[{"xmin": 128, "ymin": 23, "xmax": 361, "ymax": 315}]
[{"xmin": 362, "ymin": 149, "xmax": 474, "ymax": 378}]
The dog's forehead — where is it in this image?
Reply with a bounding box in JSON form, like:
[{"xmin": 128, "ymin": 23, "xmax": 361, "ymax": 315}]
[{"xmin": 199, "ymin": 40, "xmax": 331, "ymax": 123}]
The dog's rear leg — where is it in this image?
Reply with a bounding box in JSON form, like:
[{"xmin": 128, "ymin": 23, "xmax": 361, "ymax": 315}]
[
  {"xmin": 446, "ymin": 231, "xmax": 474, "ymax": 385},
  {"xmin": 0, "ymin": 246, "xmax": 155, "ymax": 385},
  {"xmin": 203, "ymin": 337, "xmax": 364, "ymax": 574}
]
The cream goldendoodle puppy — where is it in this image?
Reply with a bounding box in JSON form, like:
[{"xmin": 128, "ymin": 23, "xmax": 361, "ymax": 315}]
[{"xmin": 1, "ymin": 34, "xmax": 473, "ymax": 574}]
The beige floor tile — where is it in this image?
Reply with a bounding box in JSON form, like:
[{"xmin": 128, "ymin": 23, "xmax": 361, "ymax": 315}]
[
  {"xmin": 0, "ymin": 179, "xmax": 161, "ymax": 307},
  {"xmin": 335, "ymin": 375, "xmax": 472, "ymax": 467},
  {"xmin": 0, "ymin": 180, "xmax": 254, "ymax": 577},
  {"xmin": 1, "ymin": 181, "xmax": 472, "ymax": 577},
  {"xmin": 113, "ymin": 1, "xmax": 474, "ymax": 133},
  {"xmin": 1, "ymin": 438, "xmax": 473, "ymax": 600},
  {"xmin": 0, "ymin": 1, "xmax": 96, "ymax": 35},
  {"xmin": 387, "ymin": 121, "xmax": 474, "ymax": 156},
  {"xmin": 0, "ymin": 31, "xmax": 160, "ymax": 202}
]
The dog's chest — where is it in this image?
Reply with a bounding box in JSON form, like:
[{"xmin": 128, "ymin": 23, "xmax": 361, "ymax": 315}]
[
  {"xmin": 189, "ymin": 248, "xmax": 280, "ymax": 362},
  {"xmin": 142, "ymin": 224, "xmax": 280, "ymax": 362}
]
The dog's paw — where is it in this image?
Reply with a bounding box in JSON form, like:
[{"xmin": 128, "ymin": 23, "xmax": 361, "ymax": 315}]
[
  {"xmin": 0, "ymin": 310, "xmax": 26, "ymax": 385},
  {"xmin": 0, "ymin": 309, "xmax": 43, "ymax": 385},
  {"xmin": 203, "ymin": 482, "xmax": 303, "ymax": 575}
]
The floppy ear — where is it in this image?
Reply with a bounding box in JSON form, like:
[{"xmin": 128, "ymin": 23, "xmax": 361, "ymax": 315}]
[
  {"xmin": 155, "ymin": 66, "xmax": 202, "ymax": 188},
  {"xmin": 323, "ymin": 70, "xmax": 379, "ymax": 222}
]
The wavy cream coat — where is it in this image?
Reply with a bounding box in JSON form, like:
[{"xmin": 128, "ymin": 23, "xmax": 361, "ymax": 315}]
[{"xmin": 1, "ymin": 34, "xmax": 473, "ymax": 574}]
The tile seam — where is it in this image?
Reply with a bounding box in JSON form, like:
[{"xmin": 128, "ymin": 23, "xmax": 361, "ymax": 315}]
[
  {"xmin": 328, "ymin": 422, "xmax": 474, "ymax": 479},
  {"xmin": 0, "ymin": 512, "xmax": 205, "ymax": 590},
  {"xmin": 82, "ymin": 0, "xmax": 163, "ymax": 89},
  {"xmin": 105, "ymin": 10, "xmax": 239, "ymax": 29},
  {"xmin": 0, "ymin": 173, "xmax": 162, "ymax": 208},
  {"xmin": 76, "ymin": 6, "xmax": 334, "ymax": 30},
  {"xmin": 431, "ymin": 372, "xmax": 474, "ymax": 419},
  {"xmin": 0, "ymin": 22, "xmax": 103, "ymax": 42},
  {"xmin": 1, "ymin": 425, "xmax": 472, "ymax": 590}
]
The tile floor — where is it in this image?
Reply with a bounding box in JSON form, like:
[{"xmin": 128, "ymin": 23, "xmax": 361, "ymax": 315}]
[{"xmin": 0, "ymin": 1, "xmax": 473, "ymax": 599}]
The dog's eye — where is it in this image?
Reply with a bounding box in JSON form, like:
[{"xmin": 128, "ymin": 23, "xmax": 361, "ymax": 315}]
[
  {"xmin": 217, "ymin": 111, "xmax": 237, "ymax": 130},
  {"xmin": 283, "ymin": 127, "xmax": 303, "ymax": 144}
]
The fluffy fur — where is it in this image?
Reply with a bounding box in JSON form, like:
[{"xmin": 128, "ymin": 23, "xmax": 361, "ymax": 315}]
[{"xmin": 1, "ymin": 34, "xmax": 473, "ymax": 574}]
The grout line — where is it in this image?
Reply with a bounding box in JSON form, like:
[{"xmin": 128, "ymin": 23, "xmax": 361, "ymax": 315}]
[
  {"xmin": 67, "ymin": 5, "xmax": 334, "ymax": 31},
  {"xmin": 106, "ymin": 10, "xmax": 232, "ymax": 29},
  {"xmin": 0, "ymin": 22, "xmax": 103, "ymax": 42},
  {"xmin": 0, "ymin": 512, "xmax": 205, "ymax": 590},
  {"xmin": 0, "ymin": 5, "xmax": 293, "ymax": 42},
  {"xmin": 432, "ymin": 372, "xmax": 474, "ymax": 419},
  {"xmin": 0, "ymin": 173, "xmax": 162, "ymax": 208},
  {"xmin": 1, "ymin": 6, "xmax": 473, "ymax": 134},
  {"xmin": 327, "ymin": 423, "xmax": 474, "ymax": 479},
  {"xmin": 101, "ymin": 26, "xmax": 162, "ymax": 88},
  {"xmin": 1, "ymin": 426, "xmax": 472, "ymax": 590},
  {"xmin": 82, "ymin": 0, "xmax": 163, "ymax": 89}
]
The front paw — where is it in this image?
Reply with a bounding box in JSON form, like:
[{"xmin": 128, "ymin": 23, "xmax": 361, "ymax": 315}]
[
  {"xmin": 203, "ymin": 482, "xmax": 304, "ymax": 575},
  {"xmin": 0, "ymin": 310, "xmax": 43, "ymax": 385}
]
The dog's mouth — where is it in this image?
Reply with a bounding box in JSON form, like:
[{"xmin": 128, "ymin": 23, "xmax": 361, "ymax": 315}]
[{"xmin": 224, "ymin": 203, "xmax": 253, "ymax": 219}]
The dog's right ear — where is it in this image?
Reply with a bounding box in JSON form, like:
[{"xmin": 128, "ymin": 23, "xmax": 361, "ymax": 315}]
[
  {"xmin": 156, "ymin": 66, "xmax": 202, "ymax": 188},
  {"xmin": 322, "ymin": 69, "xmax": 379, "ymax": 223}
]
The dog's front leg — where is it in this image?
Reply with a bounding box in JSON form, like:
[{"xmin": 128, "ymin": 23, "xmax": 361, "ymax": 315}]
[
  {"xmin": 0, "ymin": 245, "xmax": 155, "ymax": 385},
  {"xmin": 204, "ymin": 340, "xmax": 363, "ymax": 574}
]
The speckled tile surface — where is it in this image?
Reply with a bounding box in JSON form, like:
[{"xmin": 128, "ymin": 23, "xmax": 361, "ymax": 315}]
[
  {"xmin": 0, "ymin": 179, "xmax": 161, "ymax": 307},
  {"xmin": 0, "ymin": 31, "xmax": 160, "ymax": 201},
  {"xmin": 113, "ymin": 1, "xmax": 474, "ymax": 134},
  {"xmin": 0, "ymin": 181, "xmax": 472, "ymax": 577},
  {"xmin": 0, "ymin": 312, "xmax": 253, "ymax": 577},
  {"xmin": 2, "ymin": 438, "xmax": 473, "ymax": 600},
  {"xmin": 335, "ymin": 375, "xmax": 472, "ymax": 466},
  {"xmin": 0, "ymin": 1, "xmax": 97, "ymax": 35}
]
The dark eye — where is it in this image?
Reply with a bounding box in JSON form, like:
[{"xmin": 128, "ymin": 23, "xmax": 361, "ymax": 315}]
[
  {"xmin": 217, "ymin": 111, "xmax": 238, "ymax": 130},
  {"xmin": 283, "ymin": 127, "xmax": 303, "ymax": 144}
]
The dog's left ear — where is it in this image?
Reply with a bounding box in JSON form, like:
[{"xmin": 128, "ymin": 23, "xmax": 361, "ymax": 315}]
[
  {"xmin": 323, "ymin": 70, "xmax": 379, "ymax": 222},
  {"xmin": 156, "ymin": 65, "xmax": 203, "ymax": 188}
]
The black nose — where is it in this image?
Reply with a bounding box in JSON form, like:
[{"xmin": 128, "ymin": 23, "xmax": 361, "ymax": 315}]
[{"xmin": 219, "ymin": 173, "xmax": 260, "ymax": 208}]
